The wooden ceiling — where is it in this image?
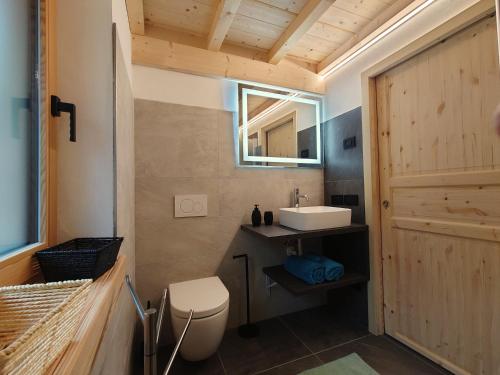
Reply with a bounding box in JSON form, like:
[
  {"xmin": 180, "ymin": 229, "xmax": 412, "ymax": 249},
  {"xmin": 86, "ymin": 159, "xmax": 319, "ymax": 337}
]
[{"xmin": 126, "ymin": 0, "xmax": 426, "ymax": 93}]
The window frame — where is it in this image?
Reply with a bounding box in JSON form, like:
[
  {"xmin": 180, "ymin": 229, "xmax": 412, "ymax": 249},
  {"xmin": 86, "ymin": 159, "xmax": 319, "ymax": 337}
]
[{"xmin": 0, "ymin": 0, "xmax": 57, "ymax": 286}]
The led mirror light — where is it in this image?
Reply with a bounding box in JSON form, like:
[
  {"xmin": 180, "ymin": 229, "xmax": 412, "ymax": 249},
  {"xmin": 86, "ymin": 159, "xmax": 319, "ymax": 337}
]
[{"xmin": 241, "ymin": 88, "xmax": 322, "ymax": 165}]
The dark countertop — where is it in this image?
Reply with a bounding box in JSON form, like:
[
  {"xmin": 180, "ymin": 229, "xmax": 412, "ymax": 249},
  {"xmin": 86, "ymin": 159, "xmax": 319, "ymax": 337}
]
[{"xmin": 240, "ymin": 223, "xmax": 368, "ymax": 241}]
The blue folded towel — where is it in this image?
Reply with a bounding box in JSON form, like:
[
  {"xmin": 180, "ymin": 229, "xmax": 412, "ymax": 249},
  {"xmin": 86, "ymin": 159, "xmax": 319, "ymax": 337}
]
[
  {"xmin": 304, "ymin": 254, "xmax": 344, "ymax": 281},
  {"xmin": 284, "ymin": 256, "xmax": 325, "ymax": 285}
]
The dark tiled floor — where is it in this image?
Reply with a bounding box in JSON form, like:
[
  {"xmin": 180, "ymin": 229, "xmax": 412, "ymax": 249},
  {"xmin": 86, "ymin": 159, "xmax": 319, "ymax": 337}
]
[
  {"xmin": 218, "ymin": 318, "xmax": 310, "ymax": 374},
  {"xmin": 317, "ymin": 335, "xmax": 446, "ymax": 375},
  {"xmin": 279, "ymin": 305, "xmax": 369, "ymax": 353},
  {"xmin": 137, "ymin": 306, "xmax": 449, "ymax": 375}
]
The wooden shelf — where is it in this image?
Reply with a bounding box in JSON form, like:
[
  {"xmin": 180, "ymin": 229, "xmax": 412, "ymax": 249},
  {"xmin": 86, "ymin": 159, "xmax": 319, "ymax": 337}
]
[
  {"xmin": 241, "ymin": 223, "xmax": 368, "ymax": 241},
  {"xmin": 263, "ymin": 265, "xmax": 368, "ymax": 296}
]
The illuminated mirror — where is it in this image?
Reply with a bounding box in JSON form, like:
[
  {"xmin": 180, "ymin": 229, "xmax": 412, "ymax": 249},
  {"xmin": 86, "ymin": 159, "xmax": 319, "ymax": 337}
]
[{"xmin": 237, "ymin": 83, "xmax": 323, "ymax": 167}]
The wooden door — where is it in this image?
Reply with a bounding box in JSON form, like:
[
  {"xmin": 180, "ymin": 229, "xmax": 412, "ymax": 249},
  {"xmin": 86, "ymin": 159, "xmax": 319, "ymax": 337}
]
[
  {"xmin": 266, "ymin": 120, "xmax": 295, "ymax": 158},
  {"xmin": 376, "ymin": 16, "xmax": 500, "ymax": 375}
]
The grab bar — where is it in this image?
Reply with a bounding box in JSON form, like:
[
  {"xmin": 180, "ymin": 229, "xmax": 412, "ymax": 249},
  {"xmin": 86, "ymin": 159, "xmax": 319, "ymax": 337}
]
[
  {"xmin": 125, "ymin": 275, "xmax": 193, "ymax": 375},
  {"xmin": 163, "ymin": 309, "xmax": 194, "ymax": 375},
  {"xmin": 126, "ymin": 275, "xmax": 160, "ymax": 375},
  {"xmin": 156, "ymin": 289, "xmax": 168, "ymax": 345},
  {"xmin": 126, "ymin": 275, "xmax": 146, "ymax": 321}
]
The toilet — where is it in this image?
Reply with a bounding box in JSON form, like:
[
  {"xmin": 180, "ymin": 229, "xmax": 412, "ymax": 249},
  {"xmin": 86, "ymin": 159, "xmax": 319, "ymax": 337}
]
[{"xmin": 169, "ymin": 276, "xmax": 229, "ymax": 361}]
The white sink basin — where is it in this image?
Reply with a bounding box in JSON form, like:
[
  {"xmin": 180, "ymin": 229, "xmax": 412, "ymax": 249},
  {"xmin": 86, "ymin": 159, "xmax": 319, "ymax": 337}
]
[{"xmin": 279, "ymin": 206, "xmax": 352, "ymax": 231}]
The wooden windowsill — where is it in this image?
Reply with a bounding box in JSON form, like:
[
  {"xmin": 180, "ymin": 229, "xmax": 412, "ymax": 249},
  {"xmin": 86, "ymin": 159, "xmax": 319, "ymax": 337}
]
[{"xmin": 46, "ymin": 255, "xmax": 127, "ymax": 375}]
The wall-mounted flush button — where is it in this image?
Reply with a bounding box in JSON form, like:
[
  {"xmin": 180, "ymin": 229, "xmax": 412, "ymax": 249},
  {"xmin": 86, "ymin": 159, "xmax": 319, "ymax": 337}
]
[{"xmin": 175, "ymin": 194, "xmax": 207, "ymax": 217}]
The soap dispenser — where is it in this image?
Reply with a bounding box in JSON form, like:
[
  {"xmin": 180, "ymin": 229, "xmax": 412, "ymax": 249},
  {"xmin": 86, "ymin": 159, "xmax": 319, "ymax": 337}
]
[{"xmin": 251, "ymin": 205, "xmax": 262, "ymax": 227}]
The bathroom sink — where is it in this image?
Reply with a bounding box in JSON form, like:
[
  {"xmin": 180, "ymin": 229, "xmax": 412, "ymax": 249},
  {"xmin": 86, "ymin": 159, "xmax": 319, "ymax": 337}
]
[{"xmin": 279, "ymin": 206, "xmax": 351, "ymax": 231}]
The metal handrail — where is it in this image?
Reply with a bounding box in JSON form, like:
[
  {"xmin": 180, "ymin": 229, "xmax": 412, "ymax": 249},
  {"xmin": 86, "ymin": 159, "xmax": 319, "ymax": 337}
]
[
  {"xmin": 126, "ymin": 275, "xmax": 159, "ymax": 375},
  {"xmin": 156, "ymin": 289, "xmax": 168, "ymax": 346},
  {"xmin": 163, "ymin": 309, "xmax": 194, "ymax": 375},
  {"xmin": 125, "ymin": 275, "xmax": 193, "ymax": 375},
  {"xmin": 126, "ymin": 275, "xmax": 146, "ymax": 321}
]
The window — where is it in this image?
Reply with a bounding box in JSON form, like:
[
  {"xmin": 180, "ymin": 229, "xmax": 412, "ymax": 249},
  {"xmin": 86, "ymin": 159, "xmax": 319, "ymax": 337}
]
[
  {"xmin": 0, "ymin": 1, "xmax": 41, "ymax": 256},
  {"xmin": 0, "ymin": 0, "xmax": 55, "ymax": 281}
]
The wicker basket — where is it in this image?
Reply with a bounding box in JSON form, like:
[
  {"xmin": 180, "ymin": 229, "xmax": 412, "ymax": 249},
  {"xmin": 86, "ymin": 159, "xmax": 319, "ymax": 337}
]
[
  {"xmin": 0, "ymin": 279, "xmax": 92, "ymax": 375},
  {"xmin": 36, "ymin": 237, "xmax": 123, "ymax": 282}
]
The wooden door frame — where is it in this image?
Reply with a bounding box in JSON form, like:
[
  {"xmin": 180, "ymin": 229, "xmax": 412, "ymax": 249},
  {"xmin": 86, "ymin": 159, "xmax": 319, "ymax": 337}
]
[{"xmin": 360, "ymin": 0, "xmax": 497, "ymax": 335}]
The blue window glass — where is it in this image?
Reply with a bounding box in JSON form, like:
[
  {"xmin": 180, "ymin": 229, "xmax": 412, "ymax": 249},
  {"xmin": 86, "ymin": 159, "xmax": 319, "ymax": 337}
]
[{"xmin": 0, "ymin": 0, "xmax": 41, "ymax": 256}]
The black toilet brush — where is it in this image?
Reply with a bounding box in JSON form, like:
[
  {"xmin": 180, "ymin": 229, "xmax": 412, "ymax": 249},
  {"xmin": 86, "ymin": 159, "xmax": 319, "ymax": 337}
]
[{"xmin": 233, "ymin": 253, "xmax": 259, "ymax": 338}]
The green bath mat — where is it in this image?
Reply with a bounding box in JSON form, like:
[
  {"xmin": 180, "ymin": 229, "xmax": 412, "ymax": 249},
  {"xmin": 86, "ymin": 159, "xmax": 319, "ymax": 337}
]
[{"xmin": 299, "ymin": 353, "xmax": 379, "ymax": 375}]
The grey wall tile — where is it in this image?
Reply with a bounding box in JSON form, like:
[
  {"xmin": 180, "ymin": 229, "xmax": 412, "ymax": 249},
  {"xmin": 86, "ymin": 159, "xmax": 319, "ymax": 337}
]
[
  {"xmin": 135, "ymin": 100, "xmax": 325, "ymax": 343},
  {"xmin": 297, "ymin": 126, "xmax": 317, "ymax": 159},
  {"xmin": 323, "ymin": 107, "xmax": 365, "ymax": 224},
  {"xmin": 323, "ymin": 107, "xmax": 363, "ymax": 182},
  {"xmin": 135, "ymin": 99, "xmax": 219, "ymax": 178}
]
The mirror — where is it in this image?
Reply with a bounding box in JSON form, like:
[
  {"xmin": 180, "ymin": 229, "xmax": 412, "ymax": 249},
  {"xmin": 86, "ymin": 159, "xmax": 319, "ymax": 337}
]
[{"xmin": 237, "ymin": 83, "xmax": 323, "ymax": 167}]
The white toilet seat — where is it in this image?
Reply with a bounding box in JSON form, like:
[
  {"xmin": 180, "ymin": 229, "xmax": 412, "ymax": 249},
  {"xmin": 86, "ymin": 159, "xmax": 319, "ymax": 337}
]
[
  {"xmin": 169, "ymin": 276, "xmax": 229, "ymax": 319},
  {"xmin": 169, "ymin": 276, "xmax": 229, "ymax": 361}
]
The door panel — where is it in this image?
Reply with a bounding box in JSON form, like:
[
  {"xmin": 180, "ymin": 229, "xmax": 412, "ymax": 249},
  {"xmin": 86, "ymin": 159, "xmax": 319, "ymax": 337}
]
[
  {"xmin": 266, "ymin": 120, "xmax": 295, "ymax": 157},
  {"xmin": 377, "ymin": 15, "xmax": 500, "ymax": 375}
]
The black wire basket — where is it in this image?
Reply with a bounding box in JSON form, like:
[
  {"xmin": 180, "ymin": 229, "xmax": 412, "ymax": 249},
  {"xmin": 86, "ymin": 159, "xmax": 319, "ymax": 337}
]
[{"xmin": 36, "ymin": 237, "xmax": 123, "ymax": 282}]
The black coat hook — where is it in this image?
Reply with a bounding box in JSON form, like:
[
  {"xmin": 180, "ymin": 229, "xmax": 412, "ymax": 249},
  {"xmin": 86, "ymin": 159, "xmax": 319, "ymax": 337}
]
[{"xmin": 51, "ymin": 95, "xmax": 76, "ymax": 142}]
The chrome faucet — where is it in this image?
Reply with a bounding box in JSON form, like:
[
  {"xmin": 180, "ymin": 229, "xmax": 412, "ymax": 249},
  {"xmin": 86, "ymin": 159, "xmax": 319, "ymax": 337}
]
[{"xmin": 294, "ymin": 187, "xmax": 309, "ymax": 208}]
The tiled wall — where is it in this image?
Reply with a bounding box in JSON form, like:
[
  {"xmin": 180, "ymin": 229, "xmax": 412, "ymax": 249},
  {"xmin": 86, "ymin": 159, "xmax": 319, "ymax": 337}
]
[
  {"xmin": 91, "ymin": 28, "xmax": 135, "ymax": 375},
  {"xmin": 322, "ymin": 107, "xmax": 367, "ymax": 327},
  {"xmin": 297, "ymin": 126, "xmax": 318, "ymax": 160},
  {"xmin": 323, "ymin": 107, "xmax": 365, "ymax": 224},
  {"xmin": 135, "ymin": 99, "xmax": 325, "ymax": 341}
]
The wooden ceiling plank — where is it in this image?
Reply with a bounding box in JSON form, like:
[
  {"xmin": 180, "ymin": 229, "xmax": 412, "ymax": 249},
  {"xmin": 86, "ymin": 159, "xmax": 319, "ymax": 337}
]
[
  {"xmin": 319, "ymin": 5, "xmax": 371, "ymax": 33},
  {"xmin": 268, "ymin": 0, "xmax": 335, "ymax": 64},
  {"xmin": 132, "ymin": 34, "xmax": 325, "ymax": 93},
  {"xmin": 333, "ymin": 0, "xmax": 395, "ymax": 20},
  {"xmin": 318, "ymin": 0, "xmax": 426, "ymax": 74},
  {"xmin": 237, "ymin": 0, "xmax": 295, "ymax": 28},
  {"xmin": 126, "ymin": 0, "xmax": 145, "ymax": 35},
  {"xmin": 207, "ymin": 0, "xmax": 243, "ymax": 51},
  {"xmin": 143, "ymin": 0, "xmax": 215, "ymax": 36}
]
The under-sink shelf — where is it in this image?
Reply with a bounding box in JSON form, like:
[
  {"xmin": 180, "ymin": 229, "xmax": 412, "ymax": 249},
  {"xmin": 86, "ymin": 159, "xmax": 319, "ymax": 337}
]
[{"xmin": 262, "ymin": 265, "xmax": 368, "ymax": 296}]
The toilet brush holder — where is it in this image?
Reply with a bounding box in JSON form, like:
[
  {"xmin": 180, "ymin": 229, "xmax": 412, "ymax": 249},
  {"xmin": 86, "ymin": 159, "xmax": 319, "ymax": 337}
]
[{"xmin": 233, "ymin": 253, "xmax": 259, "ymax": 338}]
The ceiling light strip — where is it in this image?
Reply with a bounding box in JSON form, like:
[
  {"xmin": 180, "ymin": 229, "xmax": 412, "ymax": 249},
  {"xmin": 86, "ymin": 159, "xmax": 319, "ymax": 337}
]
[{"xmin": 320, "ymin": 0, "xmax": 436, "ymax": 78}]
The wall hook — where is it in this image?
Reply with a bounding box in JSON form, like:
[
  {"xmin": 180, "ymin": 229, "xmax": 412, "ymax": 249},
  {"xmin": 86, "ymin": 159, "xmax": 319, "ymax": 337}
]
[{"xmin": 51, "ymin": 95, "xmax": 76, "ymax": 142}]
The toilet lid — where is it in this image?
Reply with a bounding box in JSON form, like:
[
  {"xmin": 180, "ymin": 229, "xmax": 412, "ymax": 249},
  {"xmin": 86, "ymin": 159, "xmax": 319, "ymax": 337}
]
[{"xmin": 169, "ymin": 276, "xmax": 229, "ymax": 319}]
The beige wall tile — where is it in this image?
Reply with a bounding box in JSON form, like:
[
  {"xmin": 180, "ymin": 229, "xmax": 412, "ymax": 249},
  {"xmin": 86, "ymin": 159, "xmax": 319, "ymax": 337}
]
[
  {"xmin": 135, "ymin": 100, "xmax": 325, "ymax": 337},
  {"xmin": 135, "ymin": 99, "xmax": 219, "ymax": 178}
]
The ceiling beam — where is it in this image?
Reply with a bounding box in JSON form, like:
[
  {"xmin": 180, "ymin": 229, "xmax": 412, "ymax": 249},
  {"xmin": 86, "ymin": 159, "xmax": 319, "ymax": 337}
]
[
  {"xmin": 318, "ymin": 0, "xmax": 427, "ymax": 75},
  {"xmin": 132, "ymin": 34, "xmax": 325, "ymax": 93},
  {"xmin": 125, "ymin": 0, "xmax": 145, "ymax": 35},
  {"xmin": 207, "ymin": 0, "xmax": 243, "ymax": 51},
  {"xmin": 268, "ymin": 0, "xmax": 335, "ymax": 64}
]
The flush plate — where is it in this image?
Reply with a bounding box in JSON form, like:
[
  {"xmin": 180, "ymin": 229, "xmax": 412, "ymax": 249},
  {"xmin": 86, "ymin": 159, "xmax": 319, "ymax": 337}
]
[{"xmin": 175, "ymin": 194, "xmax": 207, "ymax": 218}]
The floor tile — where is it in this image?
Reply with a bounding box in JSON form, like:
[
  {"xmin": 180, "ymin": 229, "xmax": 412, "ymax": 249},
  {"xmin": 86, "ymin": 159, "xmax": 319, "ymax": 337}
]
[
  {"xmin": 255, "ymin": 355, "xmax": 322, "ymax": 375},
  {"xmin": 155, "ymin": 348, "xmax": 225, "ymax": 375},
  {"xmin": 218, "ymin": 318, "xmax": 311, "ymax": 375},
  {"xmin": 316, "ymin": 335, "xmax": 446, "ymax": 375},
  {"xmin": 280, "ymin": 305, "xmax": 369, "ymax": 353}
]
